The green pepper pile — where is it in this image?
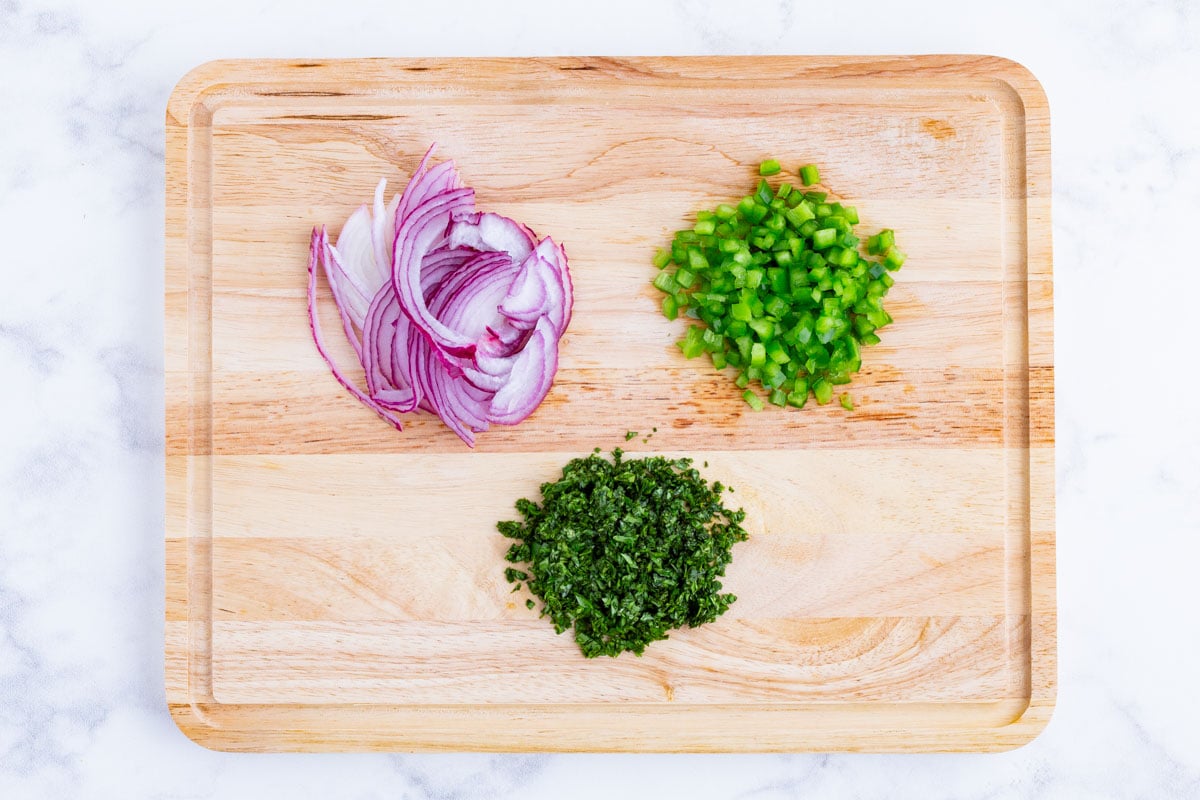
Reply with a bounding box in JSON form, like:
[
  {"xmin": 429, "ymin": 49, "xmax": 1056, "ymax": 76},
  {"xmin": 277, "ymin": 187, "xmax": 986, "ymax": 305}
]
[{"xmin": 652, "ymin": 161, "xmax": 906, "ymax": 410}]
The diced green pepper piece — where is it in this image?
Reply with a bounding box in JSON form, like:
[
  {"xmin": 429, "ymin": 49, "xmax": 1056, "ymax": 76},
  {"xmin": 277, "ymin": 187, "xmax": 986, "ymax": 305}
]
[
  {"xmin": 661, "ymin": 294, "xmax": 678, "ymax": 320},
  {"xmin": 812, "ymin": 228, "xmax": 836, "ymax": 250},
  {"xmin": 877, "ymin": 228, "xmax": 895, "ymax": 252},
  {"xmin": 813, "ymin": 378, "xmax": 833, "ymax": 405},
  {"xmin": 678, "ymin": 325, "xmax": 706, "ymax": 359},
  {"xmin": 799, "ymin": 164, "xmax": 820, "ymax": 185},
  {"xmin": 766, "ymin": 339, "xmax": 790, "ymax": 364},
  {"xmin": 764, "ymin": 294, "xmax": 789, "ymax": 318},
  {"xmin": 759, "ymin": 159, "xmax": 782, "ymax": 176},
  {"xmin": 784, "ymin": 202, "xmax": 816, "ymax": 229},
  {"xmin": 652, "ymin": 272, "xmax": 679, "ymax": 295},
  {"xmin": 756, "ymin": 179, "xmax": 773, "ymax": 204},
  {"xmin": 747, "ymin": 317, "xmax": 775, "ymax": 341},
  {"xmin": 735, "ymin": 334, "xmax": 753, "ymax": 362}
]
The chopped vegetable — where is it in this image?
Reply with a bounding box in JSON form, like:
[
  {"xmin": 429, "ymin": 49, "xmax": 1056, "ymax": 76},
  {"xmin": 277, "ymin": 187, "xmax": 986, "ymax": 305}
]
[
  {"xmin": 759, "ymin": 159, "xmax": 782, "ymax": 176},
  {"xmin": 651, "ymin": 160, "xmax": 903, "ymax": 410},
  {"xmin": 308, "ymin": 145, "xmax": 573, "ymax": 446},
  {"xmin": 500, "ymin": 448, "xmax": 748, "ymax": 658}
]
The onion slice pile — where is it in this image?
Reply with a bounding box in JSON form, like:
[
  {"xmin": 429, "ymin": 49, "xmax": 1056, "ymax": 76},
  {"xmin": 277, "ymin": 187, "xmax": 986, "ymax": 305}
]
[{"xmin": 307, "ymin": 146, "xmax": 572, "ymax": 446}]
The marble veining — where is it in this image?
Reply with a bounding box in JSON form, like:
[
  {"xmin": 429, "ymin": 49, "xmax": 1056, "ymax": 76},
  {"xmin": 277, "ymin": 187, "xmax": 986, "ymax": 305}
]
[{"xmin": 3, "ymin": 0, "xmax": 1200, "ymax": 797}]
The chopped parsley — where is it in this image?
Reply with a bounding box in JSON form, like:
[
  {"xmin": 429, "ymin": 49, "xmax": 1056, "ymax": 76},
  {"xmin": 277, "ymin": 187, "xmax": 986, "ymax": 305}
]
[{"xmin": 499, "ymin": 448, "xmax": 748, "ymax": 658}]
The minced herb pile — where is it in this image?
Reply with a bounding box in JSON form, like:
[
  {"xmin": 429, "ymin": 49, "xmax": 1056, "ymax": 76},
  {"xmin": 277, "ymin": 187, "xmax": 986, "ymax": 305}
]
[
  {"xmin": 499, "ymin": 448, "xmax": 748, "ymax": 658},
  {"xmin": 651, "ymin": 160, "xmax": 906, "ymax": 410}
]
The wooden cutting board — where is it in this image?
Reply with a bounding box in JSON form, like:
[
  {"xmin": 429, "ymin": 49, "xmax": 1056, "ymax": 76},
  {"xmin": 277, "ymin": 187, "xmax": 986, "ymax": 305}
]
[{"xmin": 165, "ymin": 56, "xmax": 1054, "ymax": 752}]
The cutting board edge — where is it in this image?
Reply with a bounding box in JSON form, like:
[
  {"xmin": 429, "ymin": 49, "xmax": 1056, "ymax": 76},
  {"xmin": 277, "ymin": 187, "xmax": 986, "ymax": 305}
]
[{"xmin": 165, "ymin": 691, "xmax": 1056, "ymax": 753}]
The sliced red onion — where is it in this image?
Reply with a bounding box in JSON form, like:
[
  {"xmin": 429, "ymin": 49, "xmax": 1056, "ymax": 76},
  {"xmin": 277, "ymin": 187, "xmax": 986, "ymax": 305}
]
[
  {"xmin": 307, "ymin": 228, "xmax": 407, "ymax": 432},
  {"xmin": 447, "ymin": 212, "xmax": 536, "ymax": 264},
  {"xmin": 487, "ymin": 317, "xmax": 558, "ymax": 425},
  {"xmin": 392, "ymin": 185, "xmax": 478, "ymax": 358},
  {"xmin": 370, "ymin": 178, "xmax": 400, "ymax": 288},
  {"xmin": 317, "ymin": 232, "xmax": 369, "ymax": 356},
  {"xmin": 307, "ymin": 145, "xmax": 572, "ymax": 446},
  {"xmin": 497, "ymin": 239, "xmax": 570, "ymax": 335}
]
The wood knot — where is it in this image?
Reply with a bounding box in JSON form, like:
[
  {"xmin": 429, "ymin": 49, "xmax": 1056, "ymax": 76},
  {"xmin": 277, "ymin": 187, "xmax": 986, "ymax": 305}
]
[{"xmin": 921, "ymin": 118, "xmax": 956, "ymax": 140}]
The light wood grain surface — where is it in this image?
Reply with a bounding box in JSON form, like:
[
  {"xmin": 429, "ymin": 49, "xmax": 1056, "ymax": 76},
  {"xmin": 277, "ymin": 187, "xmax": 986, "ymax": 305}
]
[{"xmin": 165, "ymin": 55, "xmax": 1054, "ymax": 752}]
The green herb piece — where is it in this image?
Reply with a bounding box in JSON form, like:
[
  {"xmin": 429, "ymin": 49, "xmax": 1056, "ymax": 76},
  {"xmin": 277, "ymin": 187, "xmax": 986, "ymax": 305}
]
[
  {"xmin": 499, "ymin": 449, "xmax": 749, "ymax": 658},
  {"xmin": 839, "ymin": 392, "xmax": 854, "ymax": 410},
  {"xmin": 624, "ymin": 431, "xmax": 638, "ymax": 441}
]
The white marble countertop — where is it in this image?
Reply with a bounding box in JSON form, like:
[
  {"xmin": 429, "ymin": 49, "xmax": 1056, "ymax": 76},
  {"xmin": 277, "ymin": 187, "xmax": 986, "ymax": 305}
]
[{"xmin": 3, "ymin": 0, "xmax": 1199, "ymax": 796}]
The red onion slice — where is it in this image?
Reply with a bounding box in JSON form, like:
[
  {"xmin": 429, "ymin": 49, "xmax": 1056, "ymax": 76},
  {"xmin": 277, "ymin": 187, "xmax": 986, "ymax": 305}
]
[
  {"xmin": 370, "ymin": 178, "xmax": 401, "ymax": 289},
  {"xmin": 487, "ymin": 317, "xmax": 558, "ymax": 425},
  {"xmin": 392, "ymin": 186, "xmax": 478, "ymax": 358},
  {"xmin": 497, "ymin": 239, "xmax": 569, "ymax": 335},
  {"xmin": 307, "ymin": 228, "xmax": 407, "ymax": 431},
  {"xmin": 447, "ymin": 211, "xmax": 536, "ymax": 264}
]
